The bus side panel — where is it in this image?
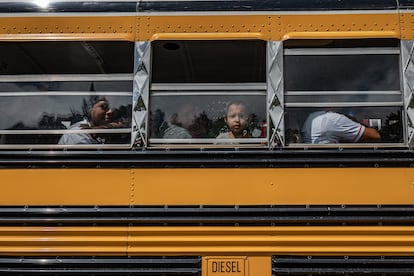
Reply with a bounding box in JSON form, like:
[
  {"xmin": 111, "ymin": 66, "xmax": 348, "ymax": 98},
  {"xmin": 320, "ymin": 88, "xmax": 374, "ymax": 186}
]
[{"xmin": 0, "ymin": 168, "xmax": 413, "ymax": 205}]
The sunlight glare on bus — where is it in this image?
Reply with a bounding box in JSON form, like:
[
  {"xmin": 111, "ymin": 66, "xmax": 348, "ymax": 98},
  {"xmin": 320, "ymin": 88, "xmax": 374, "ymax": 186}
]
[{"xmin": 32, "ymin": 0, "xmax": 51, "ymax": 8}]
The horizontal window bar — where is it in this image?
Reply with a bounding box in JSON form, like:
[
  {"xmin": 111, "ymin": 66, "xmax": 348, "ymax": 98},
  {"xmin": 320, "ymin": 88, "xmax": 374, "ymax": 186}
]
[
  {"xmin": 151, "ymin": 83, "xmax": 266, "ymax": 91},
  {"xmin": 0, "ymin": 129, "xmax": 131, "ymax": 135},
  {"xmin": 288, "ymin": 143, "xmax": 407, "ymax": 148},
  {"xmin": 0, "ymin": 74, "xmax": 133, "ymax": 82},
  {"xmin": 150, "ymin": 91, "xmax": 266, "ymax": 96},
  {"xmin": 150, "ymin": 138, "xmax": 267, "ymax": 144},
  {"xmin": 286, "ymin": 95, "xmax": 402, "ymax": 103},
  {"xmin": 148, "ymin": 144, "xmax": 269, "ymax": 149},
  {"xmin": 0, "ymin": 91, "xmax": 132, "ymax": 96},
  {"xmin": 284, "ymin": 47, "xmax": 400, "ymax": 56},
  {"xmin": 0, "ymin": 144, "xmax": 132, "ymax": 149},
  {"xmin": 285, "ymin": 102, "xmax": 403, "ymax": 107},
  {"xmin": 285, "ymin": 91, "xmax": 402, "ymax": 95}
]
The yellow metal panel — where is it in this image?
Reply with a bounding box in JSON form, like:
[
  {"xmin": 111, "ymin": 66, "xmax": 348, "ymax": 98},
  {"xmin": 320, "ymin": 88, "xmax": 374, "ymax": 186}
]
[
  {"xmin": 1, "ymin": 226, "xmax": 414, "ymax": 256},
  {"xmin": 0, "ymin": 16, "xmax": 136, "ymax": 41},
  {"xmin": 282, "ymin": 31, "xmax": 398, "ymax": 40},
  {"xmin": 133, "ymin": 168, "xmax": 414, "ymax": 205},
  {"xmin": 400, "ymin": 12, "xmax": 414, "ymax": 39},
  {"xmin": 138, "ymin": 13, "xmax": 401, "ymax": 41},
  {"xmin": 127, "ymin": 226, "xmax": 414, "ymax": 256},
  {"xmin": 0, "ymin": 13, "xmax": 405, "ymax": 41},
  {"xmin": 0, "ymin": 168, "xmax": 414, "ymax": 205},
  {"xmin": 247, "ymin": 257, "xmax": 270, "ymax": 276},
  {"xmin": 150, "ymin": 32, "xmax": 264, "ymax": 41},
  {"xmin": 0, "ymin": 169, "xmax": 131, "ymax": 205},
  {"xmin": 0, "ymin": 226, "xmax": 128, "ymax": 255},
  {"xmin": 138, "ymin": 15, "xmax": 271, "ymax": 41},
  {"xmin": 279, "ymin": 13, "xmax": 400, "ymax": 40}
]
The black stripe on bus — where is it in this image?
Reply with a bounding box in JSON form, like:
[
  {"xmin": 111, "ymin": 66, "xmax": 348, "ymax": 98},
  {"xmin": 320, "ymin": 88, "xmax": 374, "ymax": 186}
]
[
  {"xmin": 0, "ymin": 257, "xmax": 201, "ymax": 275},
  {"xmin": 272, "ymin": 256, "xmax": 414, "ymax": 275},
  {"xmin": 0, "ymin": 205, "xmax": 413, "ymax": 226},
  {"xmin": 0, "ymin": 149, "xmax": 413, "ymax": 168},
  {"xmin": 0, "ymin": 2, "xmax": 137, "ymax": 13},
  {"xmin": 138, "ymin": 0, "xmax": 398, "ymax": 12}
]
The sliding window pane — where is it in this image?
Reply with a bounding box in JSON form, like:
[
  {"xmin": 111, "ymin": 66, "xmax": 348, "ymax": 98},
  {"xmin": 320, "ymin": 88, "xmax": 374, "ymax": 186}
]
[
  {"xmin": 149, "ymin": 95, "xmax": 266, "ymax": 139},
  {"xmin": 152, "ymin": 40, "xmax": 266, "ymax": 83},
  {"xmin": 285, "ymin": 107, "xmax": 403, "ymax": 144},
  {"xmin": 284, "ymin": 54, "xmax": 400, "ymax": 91},
  {"xmin": 0, "ymin": 41, "xmax": 133, "ymax": 74}
]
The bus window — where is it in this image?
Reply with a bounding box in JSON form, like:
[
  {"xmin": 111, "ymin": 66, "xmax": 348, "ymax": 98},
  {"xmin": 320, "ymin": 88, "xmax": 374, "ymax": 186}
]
[
  {"xmin": 283, "ymin": 39, "xmax": 404, "ymax": 146},
  {"xmin": 151, "ymin": 40, "xmax": 265, "ymax": 83},
  {"xmin": 149, "ymin": 94, "xmax": 266, "ymax": 141},
  {"xmin": 0, "ymin": 41, "xmax": 134, "ymax": 148},
  {"xmin": 147, "ymin": 40, "xmax": 267, "ymax": 146}
]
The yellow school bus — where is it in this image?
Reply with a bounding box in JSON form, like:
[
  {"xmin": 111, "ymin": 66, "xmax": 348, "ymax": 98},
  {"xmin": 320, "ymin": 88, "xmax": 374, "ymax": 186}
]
[{"xmin": 0, "ymin": 0, "xmax": 414, "ymax": 274}]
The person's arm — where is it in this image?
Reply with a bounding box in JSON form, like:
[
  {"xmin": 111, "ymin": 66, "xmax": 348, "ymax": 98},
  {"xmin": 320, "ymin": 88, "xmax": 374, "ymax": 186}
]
[{"xmin": 359, "ymin": 126, "xmax": 381, "ymax": 142}]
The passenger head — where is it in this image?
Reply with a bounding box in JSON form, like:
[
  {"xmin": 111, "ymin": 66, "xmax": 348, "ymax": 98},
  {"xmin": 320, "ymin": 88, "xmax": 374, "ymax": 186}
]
[
  {"xmin": 170, "ymin": 104, "xmax": 199, "ymax": 129},
  {"xmin": 224, "ymin": 101, "xmax": 249, "ymax": 138},
  {"xmin": 83, "ymin": 96, "xmax": 112, "ymax": 127}
]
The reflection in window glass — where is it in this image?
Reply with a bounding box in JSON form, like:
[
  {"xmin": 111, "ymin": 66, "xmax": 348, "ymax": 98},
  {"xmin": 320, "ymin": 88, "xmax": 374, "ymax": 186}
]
[
  {"xmin": 149, "ymin": 95, "xmax": 266, "ymax": 140},
  {"xmin": 149, "ymin": 39, "xmax": 267, "ymax": 146},
  {"xmin": 0, "ymin": 81, "xmax": 132, "ymax": 92},
  {"xmin": 285, "ymin": 107, "xmax": 403, "ymax": 144},
  {"xmin": 0, "ymin": 95, "xmax": 132, "ymax": 145},
  {"xmin": 0, "ymin": 41, "xmax": 133, "ymax": 74},
  {"xmin": 151, "ymin": 40, "xmax": 266, "ymax": 83},
  {"xmin": 285, "ymin": 92, "xmax": 402, "ymax": 104},
  {"xmin": 0, "ymin": 41, "xmax": 134, "ymax": 147},
  {"xmin": 0, "ymin": 96, "xmax": 131, "ymax": 130},
  {"xmin": 0, "ymin": 133, "xmax": 131, "ymax": 145},
  {"xmin": 284, "ymin": 54, "xmax": 400, "ymax": 91},
  {"xmin": 283, "ymin": 39, "xmax": 403, "ymax": 147}
]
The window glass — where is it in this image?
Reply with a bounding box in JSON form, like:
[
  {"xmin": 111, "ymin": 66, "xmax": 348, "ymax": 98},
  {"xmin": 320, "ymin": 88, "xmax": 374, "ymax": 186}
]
[
  {"xmin": 0, "ymin": 95, "xmax": 132, "ymax": 145},
  {"xmin": 149, "ymin": 95, "xmax": 266, "ymax": 140},
  {"xmin": 283, "ymin": 39, "xmax": 403, "ymax": 146},
  {"xmin": 0, "ymin": 41, "xmax": 134, "ymax": 147},
  {"xmin": 284, "ymin": 54, "xmax": 400, "ymax": 91},
  {"xmin": 285, "ymin": 92, "xmax": 402, "ymax": 104},
  {"xmin": 0, "ymin": 41, "xmax": 133, "ymax": 74},
  {"xmin": 285, "ymin": 107, "xmax": 403, "ymax": 144},
  {"xmin": 149, "ymin": 40, "xmax": 267, "ymax": 146},
  {"xmin": 0, "ymin": 81, "xmax": 132, "ymax": 92},
  {"xmin": 151, "ymin": 40, "xmax": 266, "ymax": 83}
]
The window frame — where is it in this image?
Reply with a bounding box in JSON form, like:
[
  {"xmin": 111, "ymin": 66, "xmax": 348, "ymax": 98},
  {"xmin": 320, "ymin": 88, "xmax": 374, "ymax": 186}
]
[
  {"xmin": 0, "ymin": 41, "xmax": 134, "ymax": 149},
  {"xmin": 282, "ymin": 39, "xmax": 406, "ymax": 148},
  {"xmin": 142, "ymin": 39, "xmax": 269, "ymax": 148}
]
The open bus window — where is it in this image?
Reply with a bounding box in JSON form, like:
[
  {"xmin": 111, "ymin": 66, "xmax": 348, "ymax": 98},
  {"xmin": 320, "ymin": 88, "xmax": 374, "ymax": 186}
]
[
  {"xmin": 283, "ymin": 39, "xmax": 404, "ymax": 146},
  {"xmin": 0, "ymin": 41, "xmax": 134, "ymax": 148},
  {"xmin": 148, "ymin": 40, "xmax": 267, "ymax": 146}
]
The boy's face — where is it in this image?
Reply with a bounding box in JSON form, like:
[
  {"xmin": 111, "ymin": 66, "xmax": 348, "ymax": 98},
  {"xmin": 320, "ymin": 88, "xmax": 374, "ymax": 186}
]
[
  {"xmin": 90, "ymin": 100, "xmax": 112, "ymax": 127},
  {"xmin": 225, "ymin": 104, "xmax": 248, "ymax": 137}
]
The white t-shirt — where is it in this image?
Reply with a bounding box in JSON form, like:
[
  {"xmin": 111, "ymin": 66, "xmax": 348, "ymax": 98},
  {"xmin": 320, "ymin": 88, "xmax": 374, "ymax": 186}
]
[
  {"xmin": 58, "ymin": 119, "xmax": 99, "ymax": 145},
  {"xmin": 301, "ymin": 111, "xmax": 365, "ymax": 144}
]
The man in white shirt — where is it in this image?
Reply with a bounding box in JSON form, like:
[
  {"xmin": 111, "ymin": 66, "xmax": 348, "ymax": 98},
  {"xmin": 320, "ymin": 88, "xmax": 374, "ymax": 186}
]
[{"xmin": 301, "ymin": 111, "xmax": 381, "ymax": 144}]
